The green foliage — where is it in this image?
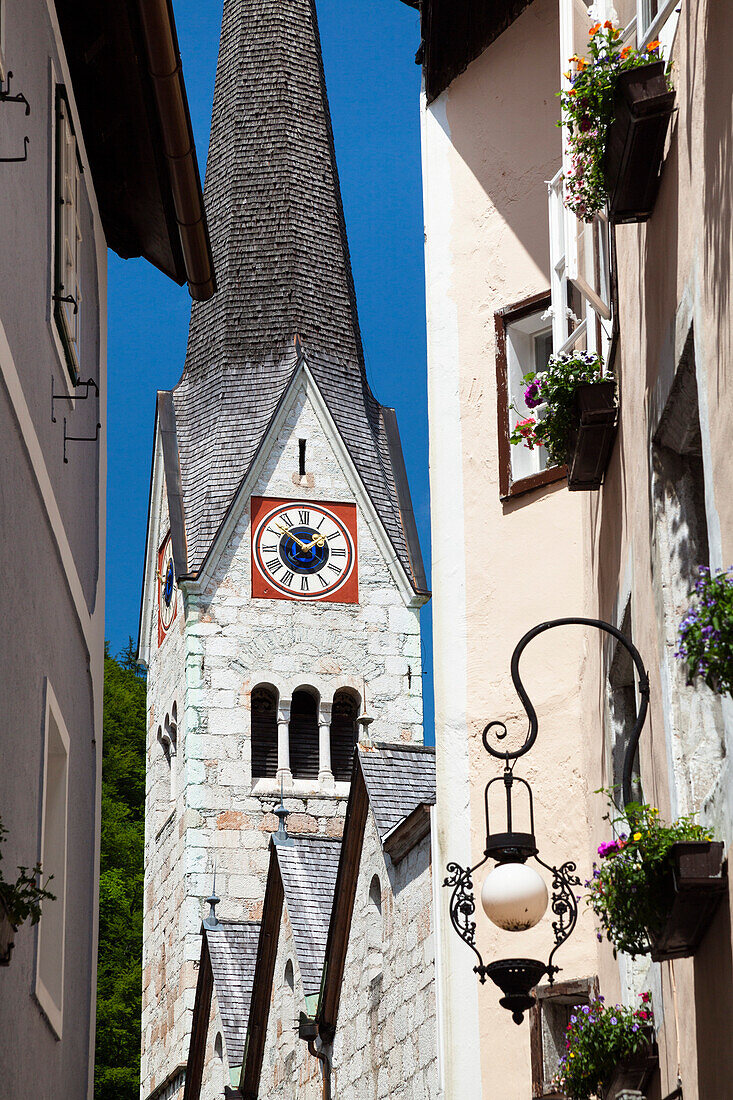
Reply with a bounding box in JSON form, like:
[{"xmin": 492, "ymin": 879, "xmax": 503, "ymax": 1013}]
[
  {"xmin": 558, "ymin": 22, "xmax": 665, "ymax": 221},
  {"xmin": 0, "ymin": 817, "xmax": 55, "ymax": 929},
  {"xmin": 676, "ymin": 565, "xmax": 733, "ymax": 695},
  {"xmin": 554, "ymin": 994, "xmax": 654, "ymax": 1099},
  {"xmin": 509, "ymin": 351, "xmax": 606, "ymax": 465},
  {"xmin": 95, "ymin": 641, "xmax": 146, "ymax": 1100},
  {"xmin": 586, "ymin": 794, "xmax": 713, "ymax": 958}
]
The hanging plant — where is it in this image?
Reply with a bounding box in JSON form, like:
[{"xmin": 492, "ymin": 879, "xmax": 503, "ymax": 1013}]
[
  {"xmin": 676, "ymin": 565, "xmax": 733, "ymax": 696},
  {"xmin": 558, "ymin": 22, "xmax": 666, "ymax": 222},
  {"xmin": 0, "ymin": 816, "xmax": 55, "ymax": 961},
  {"xmin": 586, "ymin": 796, "xmax": 713, "ymax": 958},
  {"xmin": 553, "ymin": 993, "xmax": 654, "ymax": 1100},
  {"xmin": 509, "ymin": 350, "xmax": 607, "ymax": 466}
]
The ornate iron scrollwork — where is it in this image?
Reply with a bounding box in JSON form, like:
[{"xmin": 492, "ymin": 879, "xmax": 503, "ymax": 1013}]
[
  {"xmin": 444, "ymin": 860, "xmax": 487, "ymax": 980},
  {"xmin": 536, "ymin": 855, "xmax": 581, "ymax": 981}
]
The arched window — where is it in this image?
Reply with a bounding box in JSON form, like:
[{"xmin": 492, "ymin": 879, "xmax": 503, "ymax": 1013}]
[
  {"xmin": 284, "ymin": 959, "xmax": 294, "ymax": 990},
  {"xmin": 289, "ymin": 690, "xmax": 319, "ymax": 780},
  {"xmin": 330, "ymin": 690, "xmax": 359, "ymax": 782},
  {"xmin": 251, "ymin": 686, "xmax": 278, "ymax": 779},
  {"xmin": 214, "ymin": 1031, "xmax": 223, "ymax": 1060}
]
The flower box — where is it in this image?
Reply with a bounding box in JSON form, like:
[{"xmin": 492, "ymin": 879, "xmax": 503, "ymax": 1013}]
[
  {"xmin": 566, "ymin": 380, "xmax": 618, "ymax": 491},
  {"xmin": 599, "ymin": 1028, "xmax": 658, "ymax": 1100},
  {"xmin": 604, "ymin": 61, "xmax": 675, "ymax": 224},
  {"xmin": 0, "ymin": 897, "xmax": 16, "ymax": 966},
  {"xmin": 650, "ymin": 841, "xmax": 727, "ymax": 961}
]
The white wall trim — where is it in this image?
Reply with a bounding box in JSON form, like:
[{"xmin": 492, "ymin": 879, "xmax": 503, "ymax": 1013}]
[
  {"xmin": 422, "ymin": 87, "xmax": 482, "ymax": 1100},
  {"xmin": 139, "ymin": 424, "xmax": 165, "ymax": 669}
]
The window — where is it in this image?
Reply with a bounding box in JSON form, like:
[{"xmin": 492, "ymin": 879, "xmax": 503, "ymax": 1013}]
[
  {"xmin": 54, "ymin": 87, "xmax": 82, "ymax": 383},
  {"xmin": 496, "ymin": 293, "xmax": 565, "ymax": 498},
  {"xmin": 251, "ymin": 686, "xmax": 278, "ymax": 780},
  {"xmin": 607, "ymin": 603, "xmax": 642, "ymax": 805},
  {"xmin": 651, "ymin": 330, "xmax": 725, "ymax": 813},
  {"xmin": 36, "ymin": 685, "xmax": 70, "ymax": 1038},
  {"xmin": 330, "ymin": 690, "xmax": 359, "ymax": 781},
  {"xmin": 288, "ymin": 690, "xmax": 319, "ymax": 781},
  {"xmin": 530, "ymin": 977, "xmax": 598, "ymax": 1098},
  {"xmin": 367, "ymin": 875, "xmax": 383, "ymax": 987},
  {"xmin": 637, "ymin": 0, "xmax": 680, "ymax": 50}
]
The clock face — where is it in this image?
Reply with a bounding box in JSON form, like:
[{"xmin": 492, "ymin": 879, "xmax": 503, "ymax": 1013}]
[
  {"xmin": 157, "ymin": 534, "xmax": 177, "ymax": 642},
  {"xmin": 251, "ymin": 498, "xmax": 358, "ymax": 602}
]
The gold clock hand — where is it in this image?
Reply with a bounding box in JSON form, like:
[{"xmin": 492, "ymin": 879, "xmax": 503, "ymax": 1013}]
[
  {"xmin": 302, "ymin": 533, "xmax": 326, "ymax": 551},
  {"xmin": 275, "ymin": 522, "xmax": 310, "ymax": 552}
]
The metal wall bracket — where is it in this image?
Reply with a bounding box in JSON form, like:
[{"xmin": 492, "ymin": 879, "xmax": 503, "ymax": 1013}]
[
  {"xmin": 52, "ymin": 292, "xmax": 79, "ymax": 315},
  {"xmin": 63, "ymin": 418, "xmax": 101, "ymax": 464},
  {"xmin": 0, "ymin": 134, "xmax": 29, "ymax": 163},
  {"xmin": 0, "ymin": 72, "xmax": 30, "ymax": 114},
  {"xmin": 52, "ymin": 375, "xmax": 98, "ymax": 422}
]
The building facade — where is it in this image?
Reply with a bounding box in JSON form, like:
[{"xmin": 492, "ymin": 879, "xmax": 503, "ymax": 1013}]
[
  {"xmin": 138, "ymin": 2, "xmax": 429, "ymax": 1098},
  {"xmin": 410, "ymin": 0, "xmax": 733, "ymax": 1096},
  {"xmin": 0, "ymin": 1, "xmax": 211, "ymax": 1096}
]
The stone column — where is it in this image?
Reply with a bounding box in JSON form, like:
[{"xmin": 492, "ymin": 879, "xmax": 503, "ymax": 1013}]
[
  {"xmin": 318, "ymin": 701, "xmax": 334, "ymax": 789},
  {"xmin": 277, "ymin": 700, "xmax": 292, "ymax": 787}
]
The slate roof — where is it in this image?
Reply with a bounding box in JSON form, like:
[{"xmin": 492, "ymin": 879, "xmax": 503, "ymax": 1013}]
[
  {"xmin": 205, "ymin": 921, "xmax": 261, "ymax": 1067},
  {"xmin": 275, "ymin": 836, "xmax": 342, "ymax": 997},
  {"xmin": 359, "ymin": 742, "xmax": 436, "ymax": 839},
  {"xmin": 163, "ymin": 0, "xmax": 426, "ymax": 592}
]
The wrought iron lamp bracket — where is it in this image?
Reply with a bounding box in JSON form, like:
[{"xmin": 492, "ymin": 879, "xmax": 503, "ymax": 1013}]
[
  {"xmin": 483, "ymin": 617, "xmax": 650, "ymax": 807},
  {"xmin": 444, "ymin": 855, "xmax": 490, "ymax": 981},
  {"xmin": 63, "ymin": 418, "xmax": 101, "ymax": 464}
]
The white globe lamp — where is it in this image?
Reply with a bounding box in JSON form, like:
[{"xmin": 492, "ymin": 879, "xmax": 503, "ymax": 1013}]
[{"xmin": 481, "ymin": 862, "xmax": 549, "ymax": 932}]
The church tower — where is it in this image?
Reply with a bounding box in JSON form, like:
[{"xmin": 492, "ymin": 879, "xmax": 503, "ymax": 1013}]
[{"xmin": 137, "ymin": 1, "xmax": 429, "ymax": 1098}]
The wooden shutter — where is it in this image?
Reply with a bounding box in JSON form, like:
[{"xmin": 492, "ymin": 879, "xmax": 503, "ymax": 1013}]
[
  {"xmin": 251, "ymin": 687, "xmax": 278, "ymax": 779},
  {"xmin": 330, "ymin": 693, "xmax": 358, "ymax": 782},
  {"xmin": 289, "ymin": 691, "xmax": 319, "ymax": 781}
]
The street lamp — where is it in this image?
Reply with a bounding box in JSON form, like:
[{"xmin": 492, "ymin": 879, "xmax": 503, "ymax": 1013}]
[{"xmin": 444, "ymin": 617, "xmax": 650, "ymax": 1024}]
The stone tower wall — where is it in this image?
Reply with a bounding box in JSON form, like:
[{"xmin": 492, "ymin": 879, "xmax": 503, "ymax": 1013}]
[{"xmin": 140, "ymin": 380, "xmax": 424, "ymax": 1097}]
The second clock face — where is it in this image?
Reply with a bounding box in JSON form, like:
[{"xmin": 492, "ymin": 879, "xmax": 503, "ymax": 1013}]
[{"xmin": 252, "ymin": 499, "xmax": 357, "ymax": 601}]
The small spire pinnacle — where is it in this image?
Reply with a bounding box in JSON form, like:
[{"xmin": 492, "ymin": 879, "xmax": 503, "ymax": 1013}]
[
  {"xmin": 274, "ymin": 777, "xmax": 292, "ymax": 845},
  {"xmin": 357, "ymin": 678, "xmax": 375, "ymax": 747},
  {"xmin": 203, "ymin": 866, "xmax": 221, "ymax": 930}
]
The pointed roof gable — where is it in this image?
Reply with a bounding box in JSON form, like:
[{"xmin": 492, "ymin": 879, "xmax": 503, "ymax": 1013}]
[{"xmin": 163, "ymin": 0, "xmax": 426, "ymax": 592}]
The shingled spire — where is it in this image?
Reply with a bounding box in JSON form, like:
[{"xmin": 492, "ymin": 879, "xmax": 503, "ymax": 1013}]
[{"xmin": 165, "ymin": 0, "xmax": 426, "ymax": 590}]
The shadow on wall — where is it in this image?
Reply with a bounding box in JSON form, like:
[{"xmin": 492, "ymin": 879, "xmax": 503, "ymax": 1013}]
[
  {"xmin": 694, "ymin": 890, "xmax": 733, "ymax": 1096},
  {"xmin": 702, "ymin": 0, "xmax": 733, "ymax": 382},
  {"xmin": 443, "ymin": 0, "xmax": 562, "ymax": 280}
]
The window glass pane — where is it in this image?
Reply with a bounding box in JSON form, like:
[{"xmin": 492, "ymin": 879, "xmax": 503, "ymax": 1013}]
[{"xmin": 506, "ymin": 309, "xmax": 555, "ymax": 483}]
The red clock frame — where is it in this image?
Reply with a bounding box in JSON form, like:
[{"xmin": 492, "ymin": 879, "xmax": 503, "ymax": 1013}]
[{"xmin": 251, "ymin": 496, "xmax": 359, "ymax": 604}]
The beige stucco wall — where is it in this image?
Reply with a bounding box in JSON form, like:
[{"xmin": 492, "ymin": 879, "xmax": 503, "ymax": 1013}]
[
  {"xmin": 579, "ymin": 2, "xmax": 733, "ymax": 1097},
  {"xmin": 423, "ymin": 1, "xmax": 600, "ymax": 1096}
]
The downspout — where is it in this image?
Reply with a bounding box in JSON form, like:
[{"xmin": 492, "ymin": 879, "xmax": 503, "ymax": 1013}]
[
  {"xmin": 135, "ymin": 0, "xmax": 216, "ymax": 301},
  {"xmin": 307, "ymin": 1038, "xmax": 333, "ymax": 1100}
]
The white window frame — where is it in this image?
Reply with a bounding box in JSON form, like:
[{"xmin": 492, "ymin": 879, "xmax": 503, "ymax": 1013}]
[
  {"xmin": 505, "ymin": 309, "xmax": 554, "ymax": 484},
  {"xmin": 53, "ymin": 86, "xmax": 82, "ymax": 384},
  {"xmin": 35, "ymin": 682, "xmax": 70, "ymax": 1039},
  {"xmin": 637, "ymin": 0, "xmax": 680, "ymax": 47}
]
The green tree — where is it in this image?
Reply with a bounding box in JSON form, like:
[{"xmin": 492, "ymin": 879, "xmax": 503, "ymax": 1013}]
[{"xmin": 95, "ymin": 641, "xmax": 146, "ymax": 1100}]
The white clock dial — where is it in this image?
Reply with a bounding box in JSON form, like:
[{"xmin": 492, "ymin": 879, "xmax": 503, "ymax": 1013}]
[
  {"xmin": 252, "ymin": 502, "xmax": 356, "ymax": 600},
  {"xmin": 159, "ymin": 538, "xmax": 177, "ymax": 631}
]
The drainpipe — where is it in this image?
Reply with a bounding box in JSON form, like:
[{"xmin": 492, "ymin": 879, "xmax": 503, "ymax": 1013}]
[
  {"xmin": 299, "ymin": 1014, "xmax": 333, "ymax": 1100},
  {"xmin": 135, "ymin": 0, "xmax": 216, "ymax": 301}
]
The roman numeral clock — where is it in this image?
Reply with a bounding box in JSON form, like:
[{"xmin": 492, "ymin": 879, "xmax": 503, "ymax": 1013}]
[{"xmin": 251, "ymin": 497, "xmax": 358, "ymax": 603}]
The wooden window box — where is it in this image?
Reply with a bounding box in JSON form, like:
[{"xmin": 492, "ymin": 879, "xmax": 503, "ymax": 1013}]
[
  {"xmin": 650, "ymin": 841, "xmax": 727, "ymax": 962},
  {"xmin": 605, "ymin": 61, "xmax": 676, "ymax": 225},
  {"xmin": 0, "ymin": 897, "xmax": 16, "ymax": 966},
  {"xmin": 566, "ymin": 380, "xmax": 618, "ymax": 491},
  {"xmin": 600, "ymin": 1028, "xmax": 658, "ymax": 1100}
]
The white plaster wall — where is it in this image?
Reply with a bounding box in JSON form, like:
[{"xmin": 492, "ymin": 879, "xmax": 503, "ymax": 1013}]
[{"xmin": 332, "ymin": 812, "xmax": 438, "ymax": 1099}]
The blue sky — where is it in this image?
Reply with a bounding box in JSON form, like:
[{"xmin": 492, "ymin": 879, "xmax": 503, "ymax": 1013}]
[{"xmin": 105, "ymin": 0, "xmax": 434, "ymax": 739}]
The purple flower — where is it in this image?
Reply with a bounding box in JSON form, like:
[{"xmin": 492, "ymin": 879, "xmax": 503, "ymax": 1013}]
[
  {"xmin": 598, "ymin": 840, "xmax": 620, "ymax": 858},
  {"xmin": 524, "ymin": 379, "xmax": 543, "ymax": 409},
  {"xmin": 611, "ymin": 1017, "xmax": 618, "ymax": 1025}
]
